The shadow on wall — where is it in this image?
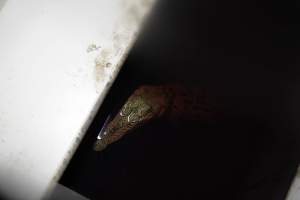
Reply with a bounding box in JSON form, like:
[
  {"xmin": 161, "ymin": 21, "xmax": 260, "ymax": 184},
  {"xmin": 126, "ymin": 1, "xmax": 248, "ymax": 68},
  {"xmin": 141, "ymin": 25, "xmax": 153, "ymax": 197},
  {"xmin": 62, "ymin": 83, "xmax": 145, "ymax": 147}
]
[
  {"xmin": 0, "ymin": 0, "xmax": 7, "ymax": 11},
  {"xmin": 61, "ymin": 0, "xmax": 300, "ymax": 199}
]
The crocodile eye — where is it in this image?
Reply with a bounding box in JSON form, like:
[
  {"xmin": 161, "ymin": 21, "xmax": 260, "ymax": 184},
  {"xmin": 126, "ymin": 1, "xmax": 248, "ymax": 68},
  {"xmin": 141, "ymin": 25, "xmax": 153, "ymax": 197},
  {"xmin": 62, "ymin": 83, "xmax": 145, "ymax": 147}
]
[{"xmin": 120, "ymin": 102, "xmax": 133, "ymax": 116}]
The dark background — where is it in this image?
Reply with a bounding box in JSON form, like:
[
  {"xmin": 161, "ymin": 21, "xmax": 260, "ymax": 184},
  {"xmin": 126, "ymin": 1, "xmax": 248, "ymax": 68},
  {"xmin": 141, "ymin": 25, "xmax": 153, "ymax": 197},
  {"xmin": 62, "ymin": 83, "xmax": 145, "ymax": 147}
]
[{"xmin": 60, "ymin": 0, "xmax": 300, "ymax": 199}]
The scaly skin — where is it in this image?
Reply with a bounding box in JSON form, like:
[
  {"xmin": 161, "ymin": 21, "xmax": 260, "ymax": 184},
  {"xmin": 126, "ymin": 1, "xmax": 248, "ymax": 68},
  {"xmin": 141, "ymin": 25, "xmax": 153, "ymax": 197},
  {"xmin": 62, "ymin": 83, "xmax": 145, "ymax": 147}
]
[{"xmin": 94, "ymin": 85, "xmax": 214, "ymax": 151}]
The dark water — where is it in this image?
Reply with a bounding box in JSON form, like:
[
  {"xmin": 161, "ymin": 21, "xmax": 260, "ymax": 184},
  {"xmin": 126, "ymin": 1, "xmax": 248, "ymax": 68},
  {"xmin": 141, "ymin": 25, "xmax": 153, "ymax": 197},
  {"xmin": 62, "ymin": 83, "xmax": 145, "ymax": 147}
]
[{"xmin": 60, "ymin": 0, "xmax": 300, "ymax": 199}]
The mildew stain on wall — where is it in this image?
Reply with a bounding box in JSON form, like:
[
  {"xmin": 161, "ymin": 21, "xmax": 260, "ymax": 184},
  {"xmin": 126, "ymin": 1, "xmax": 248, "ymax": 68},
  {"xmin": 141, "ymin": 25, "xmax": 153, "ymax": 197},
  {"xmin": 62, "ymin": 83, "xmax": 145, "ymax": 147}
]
[
  {"xmin": 94, "ymin": 48, "xmax": 113, "ymax": 82},
  {"xmin": 91, "ymin": 0, "xmax": 157, "ymax": 90}
]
